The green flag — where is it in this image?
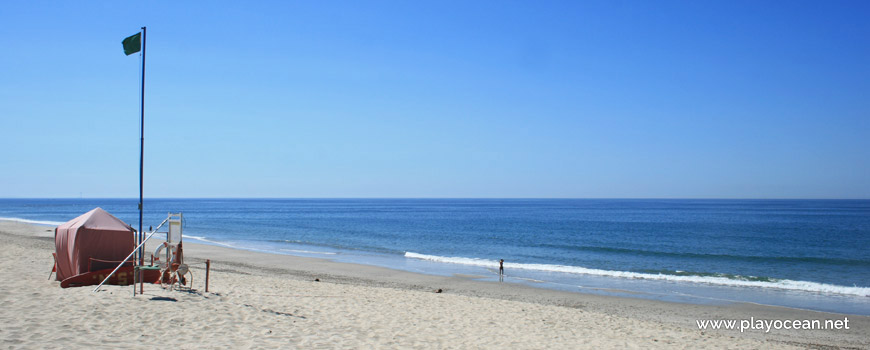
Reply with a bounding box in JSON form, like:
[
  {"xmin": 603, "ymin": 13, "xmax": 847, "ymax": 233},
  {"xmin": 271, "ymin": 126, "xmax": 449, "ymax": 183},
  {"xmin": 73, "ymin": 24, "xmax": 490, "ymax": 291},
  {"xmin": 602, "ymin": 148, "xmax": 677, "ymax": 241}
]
[{"xmin": 122, "ymin": 32, "xmax": 141, "ymax": 56}]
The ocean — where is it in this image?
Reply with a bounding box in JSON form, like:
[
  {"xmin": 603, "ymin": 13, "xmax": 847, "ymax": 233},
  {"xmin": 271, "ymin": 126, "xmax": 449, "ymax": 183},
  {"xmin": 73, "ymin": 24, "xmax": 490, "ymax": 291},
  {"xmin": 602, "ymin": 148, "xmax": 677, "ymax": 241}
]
[{"xmin": 2, "ymin": 198, "xmax": 868, "ymax": 315}]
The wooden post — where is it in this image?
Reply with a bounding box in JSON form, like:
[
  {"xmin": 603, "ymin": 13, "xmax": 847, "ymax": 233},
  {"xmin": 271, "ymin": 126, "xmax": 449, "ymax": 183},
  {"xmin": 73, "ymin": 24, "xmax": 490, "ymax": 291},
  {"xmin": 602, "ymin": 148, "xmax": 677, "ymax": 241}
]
[{"xmin": 205, "ymin": 259, "xmax": 210, "ymax": 292}]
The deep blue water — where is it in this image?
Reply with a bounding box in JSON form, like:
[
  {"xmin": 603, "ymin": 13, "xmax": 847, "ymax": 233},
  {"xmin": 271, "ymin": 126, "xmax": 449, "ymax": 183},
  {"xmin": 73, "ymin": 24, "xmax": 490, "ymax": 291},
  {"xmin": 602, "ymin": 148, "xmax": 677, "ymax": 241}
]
[{"xmin": 2, "ymin": 198, "xmax": 869, "ymax": 314}]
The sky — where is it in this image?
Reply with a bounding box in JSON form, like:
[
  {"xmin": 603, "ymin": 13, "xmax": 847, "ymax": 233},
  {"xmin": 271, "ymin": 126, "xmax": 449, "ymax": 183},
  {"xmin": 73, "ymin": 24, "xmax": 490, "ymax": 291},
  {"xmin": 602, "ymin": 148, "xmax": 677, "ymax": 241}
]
[{"xmin": 1, "ymin": 1, "xmax": 868, "ymax": 199}]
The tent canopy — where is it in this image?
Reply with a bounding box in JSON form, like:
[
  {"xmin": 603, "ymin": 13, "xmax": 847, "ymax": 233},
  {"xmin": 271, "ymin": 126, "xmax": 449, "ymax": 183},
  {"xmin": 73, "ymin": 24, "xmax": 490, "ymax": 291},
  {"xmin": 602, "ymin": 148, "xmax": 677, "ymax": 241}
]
[{"xmin": 55, "ymin": 208, "xmax": 135, "ymax": 281}]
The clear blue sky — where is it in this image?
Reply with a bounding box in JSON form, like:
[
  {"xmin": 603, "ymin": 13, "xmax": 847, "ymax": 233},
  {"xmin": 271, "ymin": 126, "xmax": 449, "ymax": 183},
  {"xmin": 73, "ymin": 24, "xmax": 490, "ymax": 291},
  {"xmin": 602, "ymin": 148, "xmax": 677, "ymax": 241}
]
[{"xmin": 1, "ymin": 1, "xmax": 868, "ymax": 198}]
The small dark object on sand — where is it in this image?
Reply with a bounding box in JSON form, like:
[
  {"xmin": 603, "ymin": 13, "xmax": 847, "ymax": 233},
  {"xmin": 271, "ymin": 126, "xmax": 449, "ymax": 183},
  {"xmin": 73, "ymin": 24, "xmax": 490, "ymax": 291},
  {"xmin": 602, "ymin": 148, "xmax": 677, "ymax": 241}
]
[
  {"xmin": 314, "ymin": 278, "xmax": 320, "ymax": 282},
  {"xmin": 435, "ymin": 288, "xmax": 443, "ymax": 293}
]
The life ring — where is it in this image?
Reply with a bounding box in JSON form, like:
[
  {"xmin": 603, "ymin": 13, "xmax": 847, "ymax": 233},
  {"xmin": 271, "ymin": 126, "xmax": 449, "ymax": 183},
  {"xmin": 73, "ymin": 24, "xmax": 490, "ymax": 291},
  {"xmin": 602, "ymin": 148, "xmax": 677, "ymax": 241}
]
[{"xmin": 152, "ymin": 242, "xmax": 177, "ymax": 269}]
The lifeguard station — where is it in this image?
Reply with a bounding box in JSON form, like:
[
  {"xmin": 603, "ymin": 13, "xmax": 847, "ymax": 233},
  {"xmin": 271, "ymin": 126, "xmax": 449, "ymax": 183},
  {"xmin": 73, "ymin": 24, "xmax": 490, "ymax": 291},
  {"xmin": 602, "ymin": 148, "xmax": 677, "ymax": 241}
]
[
  {"xmin": 94, "ymin": 212, "xmax": 201, "ymax": 295},
  {"xmin": 151, "ymin": 213, "xmax": 191, "ymax": 291}
]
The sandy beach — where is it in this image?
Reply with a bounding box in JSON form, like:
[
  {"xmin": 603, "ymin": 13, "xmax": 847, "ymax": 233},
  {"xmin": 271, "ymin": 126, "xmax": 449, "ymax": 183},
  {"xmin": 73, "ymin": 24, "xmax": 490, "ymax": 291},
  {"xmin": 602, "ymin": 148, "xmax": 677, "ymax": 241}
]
[{"xmin": 1, "ymin": 220, "xmax": 867, "ymax": 349}]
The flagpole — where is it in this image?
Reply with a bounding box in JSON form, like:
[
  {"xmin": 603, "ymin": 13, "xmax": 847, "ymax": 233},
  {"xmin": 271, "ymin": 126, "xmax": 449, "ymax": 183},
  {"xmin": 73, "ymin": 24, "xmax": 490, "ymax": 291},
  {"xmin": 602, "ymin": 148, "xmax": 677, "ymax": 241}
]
[{"xmin": 138, "ymin": 26, "xmax": 146, "ymax": 269}]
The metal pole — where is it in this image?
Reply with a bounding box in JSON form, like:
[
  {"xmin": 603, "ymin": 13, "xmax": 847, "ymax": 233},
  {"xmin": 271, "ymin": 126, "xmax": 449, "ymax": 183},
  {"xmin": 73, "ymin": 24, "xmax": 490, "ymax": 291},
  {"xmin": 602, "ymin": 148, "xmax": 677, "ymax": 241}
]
[
  {"xmin": 138, "ymin": 26, "xmax": 147, "ymax": 295},
  {"xmin": 94, "ymin": 216, "xmax": 170, "ymax": 293},
  {"xmin": 94, "ymin": 228, "xmax": 158, "ymax": 293}
]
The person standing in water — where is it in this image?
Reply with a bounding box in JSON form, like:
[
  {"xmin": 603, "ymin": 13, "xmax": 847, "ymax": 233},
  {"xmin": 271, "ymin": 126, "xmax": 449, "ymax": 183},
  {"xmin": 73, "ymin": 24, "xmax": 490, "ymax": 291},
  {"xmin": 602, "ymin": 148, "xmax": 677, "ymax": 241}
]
[{"xmin": 499, "ymin": 259, "xmax": 504, "ymax": 282}]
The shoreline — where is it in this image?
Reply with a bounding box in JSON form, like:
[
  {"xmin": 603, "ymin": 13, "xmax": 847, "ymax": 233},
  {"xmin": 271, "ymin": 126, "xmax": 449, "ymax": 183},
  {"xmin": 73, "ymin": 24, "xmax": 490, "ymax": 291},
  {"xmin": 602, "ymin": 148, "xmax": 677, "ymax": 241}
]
[
  {"xmin": 189, "ymin": 237, "xmax": 870, "ymax": 315},
  {"xmin": 3, "ymin": 220, "xmax": 868, "ymax": 348}
]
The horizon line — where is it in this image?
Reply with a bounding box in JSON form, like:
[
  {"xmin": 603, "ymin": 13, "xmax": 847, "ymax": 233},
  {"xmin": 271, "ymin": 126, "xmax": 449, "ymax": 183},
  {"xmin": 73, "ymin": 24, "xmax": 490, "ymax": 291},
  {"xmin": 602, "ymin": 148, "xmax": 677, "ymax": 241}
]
[{"xmin": 1, "ymin": 197, "xmax": 869, "ymax": 201}]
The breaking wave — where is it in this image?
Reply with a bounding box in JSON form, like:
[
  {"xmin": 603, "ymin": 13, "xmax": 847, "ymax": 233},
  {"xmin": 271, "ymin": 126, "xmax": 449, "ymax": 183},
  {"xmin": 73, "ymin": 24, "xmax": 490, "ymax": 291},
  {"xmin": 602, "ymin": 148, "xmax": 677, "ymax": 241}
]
[
  {"xmin": 279, "ymin": 249, "xmax": 337, "ymax": 255},
  {"xmin": 183, "ymin": 234, "xmax": 240, "ymax": 249},
  {"xmin": 404, "ymin": 252, "xmax": 870, "ymax": 297},
  {"xmin": 0, "ymin": 217, "xmax": 65, "ymax": 226}
]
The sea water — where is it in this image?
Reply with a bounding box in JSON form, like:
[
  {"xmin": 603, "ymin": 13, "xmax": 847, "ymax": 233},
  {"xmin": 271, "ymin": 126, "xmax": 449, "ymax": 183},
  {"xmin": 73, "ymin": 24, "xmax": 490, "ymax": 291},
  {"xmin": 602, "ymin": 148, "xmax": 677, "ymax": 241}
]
[{"xmin": 2, "ymin": 198, "xmax": 868, "ymax": 315}]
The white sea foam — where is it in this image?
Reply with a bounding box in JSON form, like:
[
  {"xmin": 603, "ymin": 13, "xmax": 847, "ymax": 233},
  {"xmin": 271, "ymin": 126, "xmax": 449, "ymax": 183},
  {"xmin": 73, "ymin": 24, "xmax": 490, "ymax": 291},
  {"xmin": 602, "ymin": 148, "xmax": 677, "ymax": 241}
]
[
  {"xmin": 279, "ymin": 249, "xmax": 338, "ymax": 255},
  {"xmin": 404, "ymin": 252, "xmax": 870, "ymax": 297},
  {"xmin": 0, "ymin": 217, "xmax": 65, "ymax": 226},
  {"xmin": 182, "ymin": 234, "xmax": 207, "ymax": 241},
  {"xmin": 183, "ymin": 235, "xmax": 239, "ymax": 249}
]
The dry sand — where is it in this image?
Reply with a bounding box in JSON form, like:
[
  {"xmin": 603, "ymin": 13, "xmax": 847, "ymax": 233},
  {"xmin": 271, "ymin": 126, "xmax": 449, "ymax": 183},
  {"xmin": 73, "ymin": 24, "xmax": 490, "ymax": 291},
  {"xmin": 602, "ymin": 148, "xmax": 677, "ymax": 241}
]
[{"xmin": 1, "ymin": 220, "xmax": 867, "ymax": 349}]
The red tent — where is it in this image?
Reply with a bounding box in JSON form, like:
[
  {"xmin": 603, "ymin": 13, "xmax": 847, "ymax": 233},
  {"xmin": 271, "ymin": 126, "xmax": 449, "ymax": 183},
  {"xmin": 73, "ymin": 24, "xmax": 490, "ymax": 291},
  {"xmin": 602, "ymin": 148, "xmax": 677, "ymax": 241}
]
[{"xmin": 54, "ymin": 208, "xmax": 135, "ymax": 281}]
